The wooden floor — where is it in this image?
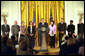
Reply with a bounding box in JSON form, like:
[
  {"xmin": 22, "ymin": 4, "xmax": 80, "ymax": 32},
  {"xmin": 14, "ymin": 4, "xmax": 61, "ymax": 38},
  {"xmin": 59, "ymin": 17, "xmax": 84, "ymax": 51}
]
[{"xmin": 33, "ymin": 46, "xmax": 60, "ymax": 55}]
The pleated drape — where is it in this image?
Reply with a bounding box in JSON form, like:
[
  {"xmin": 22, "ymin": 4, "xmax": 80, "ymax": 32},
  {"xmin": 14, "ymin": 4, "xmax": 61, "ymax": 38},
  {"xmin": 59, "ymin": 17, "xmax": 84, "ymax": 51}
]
[{"xmin": 21, "ymin": 1, "xmax": 64, "ymax": 47}]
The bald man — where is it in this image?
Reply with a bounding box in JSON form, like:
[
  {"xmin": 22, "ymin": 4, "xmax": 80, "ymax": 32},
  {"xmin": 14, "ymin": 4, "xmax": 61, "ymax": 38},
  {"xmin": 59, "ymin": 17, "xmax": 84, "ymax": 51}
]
[{"xmin": 11, "ymin": 21, "xmax": 20, "ymax": 41}]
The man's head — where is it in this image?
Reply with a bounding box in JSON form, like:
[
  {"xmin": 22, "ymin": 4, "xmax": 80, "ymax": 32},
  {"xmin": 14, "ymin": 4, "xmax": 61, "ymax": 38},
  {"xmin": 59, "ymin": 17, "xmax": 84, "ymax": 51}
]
[
  {"xmin": 4, "ymin": 20, "xmax": 7, "ymax": 24},
  {"xmin": 14, "ymin": 21, "xmax": 17, "ymax": 25},
  {"xmin": 29, "ymin": 21, "xmax": 32, "ymax": 26},
  {"xmin": 41, "ymin": 18, "xmax": 44, "ymax": 23},
  {"xmin": 50, "ymin": 20, "xmax": 54, "ymax": 25},
  {"xmin": 70, "ymin": 20, "xmax": 73, "ymax": 24},
  {"xmin": 61, "ymin": 18, "xmax": 64, "ymax": 23},
  {"xmin": 65, "ymin": 36, "xmax": 69, "ymax": 40},
  {"xmin": 79, "ymin": 19, "xmax": 82, "ymax": 24}
]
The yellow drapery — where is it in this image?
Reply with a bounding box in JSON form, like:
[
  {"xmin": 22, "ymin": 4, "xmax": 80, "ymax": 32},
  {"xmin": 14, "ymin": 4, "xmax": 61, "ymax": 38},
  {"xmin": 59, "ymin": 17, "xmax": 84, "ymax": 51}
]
[{"xmin": 21, "ymin": 1, "xmax": 64, "ymax": 47}]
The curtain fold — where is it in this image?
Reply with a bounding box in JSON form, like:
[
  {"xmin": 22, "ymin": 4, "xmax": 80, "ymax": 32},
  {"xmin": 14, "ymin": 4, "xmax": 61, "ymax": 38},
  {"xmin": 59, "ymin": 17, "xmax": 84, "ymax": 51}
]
[{"xmin": 21, "ymin": 1, "xmax": 64, "ymax": 47}]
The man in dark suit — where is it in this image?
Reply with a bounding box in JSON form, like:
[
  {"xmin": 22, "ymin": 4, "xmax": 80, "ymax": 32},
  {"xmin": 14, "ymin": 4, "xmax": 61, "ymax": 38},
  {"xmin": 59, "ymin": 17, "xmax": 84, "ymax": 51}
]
[
  {"xmin": 58, "ymin": 18, "xmax": 67, "ymax": 48},
  {"xmin": 1, "ymin": 20, "xmax": 10, "ymax": 38},
  {"xmin": 77, "ymin": 19, "xmax": 84, "ymax": 39},
  {"xmin": 38, "ymin": 18, "xmax": 48, "ymax": 47},
  {"xmin": 28, "ymin": 21, "xmax": 35, "ymax": 48},
  {"xmin": 11, "ymin": 21, "xmax": 20, "ymax": 41},
  {"xmin": 67, "ymin": 20, "xmax": 75, "ymax": 37}
]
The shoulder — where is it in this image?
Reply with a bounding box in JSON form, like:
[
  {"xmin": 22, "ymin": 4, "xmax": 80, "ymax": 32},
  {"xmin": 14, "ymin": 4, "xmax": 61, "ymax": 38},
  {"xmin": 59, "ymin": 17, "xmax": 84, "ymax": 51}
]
[
  {"xmin": 58, "ymin": 23, "xmax": 60, "ymax": 25},
  {"xmin": 7, "ymin": 24, "xmax": 10, "ymax": 26},
  {"xmin": 39, "ymin": 22, "xmax": 42, "ymax": 24},
  {"xmin": 17, "ymin": 25, "xmax": 20, "ymax": 27},
  {"xmin": 2, "ymin": 24, "xmax": 4, "ymax": 26},
  {"xmin": 33, "ymin": 26, "xmax": 35, "ymax": 28},
  {"xmin": 28, "ymin": 26, "xmax": 30, "ymax": 28},
  {"xmin": 82, "ymin": 23, "xmax": 84, "ymax": 25},
  {"xmin": 68, "ymin": 24, "xmax": 70, "ymax": 26},
  {"xmin": 54, "ymin": 25, "xmax": 56, "ymax": 27},
  {"xmin": 73, "ymin": 24, "xmax": 75, "ymax": 26},
  {"xmin": 45, "ymin": 22, "xmax": 48, "ymax": 24},
  {"xmin": 12, "ymin": 25, "xmax": 14, "ymax": 27},
  {"xmin": 64, "ymin": 22, "xmax": 66, "ymax": 24}
]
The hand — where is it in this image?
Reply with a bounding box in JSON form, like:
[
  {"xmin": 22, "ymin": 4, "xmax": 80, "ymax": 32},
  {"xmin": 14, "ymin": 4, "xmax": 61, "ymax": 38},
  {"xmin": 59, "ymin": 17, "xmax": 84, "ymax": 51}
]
[
  {"xmin": 69, "ymin": 32, "xmax": 71, "ymax": 34},
  {"xmin": 60, "ymin": 31, "xmax": 64, "ymax": 34},
  {"xmin": 5, "ymin": 32, "xmax": 8, "ymax": 35},
  {"xmin": 30, "ymin": 34, "xmax": 33, "ymax": 36},
  {"xmin": 23, "ymin": 33, "xmax": 26, "ymax": 36}
]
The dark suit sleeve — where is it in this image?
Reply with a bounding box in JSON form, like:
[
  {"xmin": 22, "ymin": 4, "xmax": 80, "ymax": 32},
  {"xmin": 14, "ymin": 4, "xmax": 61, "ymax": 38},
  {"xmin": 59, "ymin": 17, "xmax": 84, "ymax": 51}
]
[
  {"xmin": 8, "ymin": 25, "xmax": 10, "ymax": 32},
  {"xmin": 46, "ymin": 23, "xmax": 48, "ymax": 28},
  {"xmin": 11, "ymin": 26, "xmax": 14, "ymax": 35},
  {"xmin": 83, "ymin": 24, "xmax": 84, "ymax": 33},
  {"xmin": 33, "ymin": 26, "xmax": 35, "ymax": 34},
  {"xmin": 38, "ymin": 23, "xmax": 42, "ymax": 31},
  {"xmin": 64, "ymin": 23, "xmax": 67, "ymax": 34},
  {"xmin": 28, "ymin": 26, "xmax": 30, "ymax": 34},
  {"xmin": 77, "ymin": 24, "xmax": 79, "ymax": 34},
  {"xmin": 1, "ymin": 25, "xmax": 4, "ymax": 32},
  {"xmin": 67, "ymin": 25, "xmax": 69, "ymax": 32},
  {"xmin": 64, "ymin": 23, "xmax": 67, "ymax": 31},
  {"xmin": 38, "ymin": 23, "xmax": 41, "ymax": 28},
  {"xmin": 18, "ymin": 26, "xmax": 20, "ymax": 31},
  {"xmin": 73, "ymin": 25, "xmax": 75, "ymax": 33},
  {"xmin": 57, "ymin": 23, "xmax": 59, "ymax": 31}
]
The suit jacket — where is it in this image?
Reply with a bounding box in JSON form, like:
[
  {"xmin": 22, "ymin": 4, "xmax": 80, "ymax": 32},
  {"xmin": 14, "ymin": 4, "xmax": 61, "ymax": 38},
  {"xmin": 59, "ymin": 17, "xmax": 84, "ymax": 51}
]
[
  {"xmin": 28, "ymin": 26, "xmax": 35, "ymax": 35},
  {"xmin": 38, "ymin": 22, "xmax": 48, "ymax": 32},
  {"xmin": 58, "ymin": 22, "xmax": 67, "ymax": 34},
  {"xmin": 11, "ymin": 25, "xmax": 20, "ymax": 35},
  {"xmin": 77, "ymin": 23, "xmax": 84, "ymax": 34},
  {"xmin": 1, "ymin": 24, "xmax": 10, "ymax": 35},
  {"xmin": 67, "ymin": 24, "xmax": 75, "ymax": 33}
]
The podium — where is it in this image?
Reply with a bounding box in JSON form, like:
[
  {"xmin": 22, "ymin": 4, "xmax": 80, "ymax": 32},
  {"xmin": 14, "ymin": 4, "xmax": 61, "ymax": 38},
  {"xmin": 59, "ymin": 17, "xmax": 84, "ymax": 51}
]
[{"xmin": 38, "ymin": 26, "xmax": 48, "ymax": 52}]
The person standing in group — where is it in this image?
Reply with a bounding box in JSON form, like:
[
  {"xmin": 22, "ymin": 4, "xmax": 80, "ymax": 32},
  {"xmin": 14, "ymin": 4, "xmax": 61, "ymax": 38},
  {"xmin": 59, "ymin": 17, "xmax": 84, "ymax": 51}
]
[
  {"xmin": 38, "ymin": 18, "xmax": 49, "ymax": 51},
  {"xmin": 77, "ymin": 19, "xmax": 84, "ymax": 39},
  {"xmin": 11, "ymin": 21, "xmax": 20, "ymax": 41},
  {"xmin": 49, "ymin": 20, "xmax": 56, "ymax": 48},
  {"xmin": 58, "ymin": 18, "xmax": 67, "ymax": 48},
  {"xmin": 1, "ymin": 20, "xmax": 10, "ymax": 38},
  {"xmin": 67, "ymin": 20, "xmax": 75, "ymax": 37},
  {"xmin": 28, "ymin": 21, "xmax": 36, "ymax": 48},
  {"xmin": 20, "ymin": 21, "xmax": 27, "ymax": 38}
]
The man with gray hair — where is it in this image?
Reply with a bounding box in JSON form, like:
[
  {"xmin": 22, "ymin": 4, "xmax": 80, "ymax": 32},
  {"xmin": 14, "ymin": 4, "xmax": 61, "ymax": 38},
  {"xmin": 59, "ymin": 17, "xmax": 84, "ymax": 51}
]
[{"xmin": 11, "ymin": 21, "xmax": 20, "ymax": 41}]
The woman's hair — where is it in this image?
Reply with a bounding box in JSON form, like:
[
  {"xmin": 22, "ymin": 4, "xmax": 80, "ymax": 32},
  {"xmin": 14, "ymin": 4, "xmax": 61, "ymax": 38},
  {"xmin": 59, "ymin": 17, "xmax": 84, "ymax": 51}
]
[
  {"xmin": 6, "ymin": 38, "xmax": 12, "ymax": 47},
  {"xmin": 2, "ymin": 36, "xmax": 8, "ymax": 45},
  {"xmin": 19, "ymin": 38, "xmax": 27, "ymax": 51},
  {"xmin": 29, "ymin": 21, "xmax": 32, "ymax": 25},
  {"xmin": 70, "ymin": 20, "xmax": 73, "ymax": 23},
  {"xmin": 11, "ymin": 35, "xmax": 15, "ymax": 41}
]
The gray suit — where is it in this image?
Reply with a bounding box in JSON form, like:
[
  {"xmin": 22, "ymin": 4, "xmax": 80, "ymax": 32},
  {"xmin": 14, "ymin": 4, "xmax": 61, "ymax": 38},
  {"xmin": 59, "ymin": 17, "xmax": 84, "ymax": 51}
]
[{"xmin": 11, "ymin": 25, "xmax": 20, "ymax": 39}]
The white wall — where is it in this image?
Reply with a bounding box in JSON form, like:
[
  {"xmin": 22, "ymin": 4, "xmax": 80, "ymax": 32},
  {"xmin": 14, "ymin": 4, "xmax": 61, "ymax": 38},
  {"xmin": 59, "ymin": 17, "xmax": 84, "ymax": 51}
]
[
  {"xmin": 65, "ymin": 1, "xmax": 84, "ymax": 35},
  {"xmin": 1, "ymin": 1, "xmax": 21, "ymax": 38}
]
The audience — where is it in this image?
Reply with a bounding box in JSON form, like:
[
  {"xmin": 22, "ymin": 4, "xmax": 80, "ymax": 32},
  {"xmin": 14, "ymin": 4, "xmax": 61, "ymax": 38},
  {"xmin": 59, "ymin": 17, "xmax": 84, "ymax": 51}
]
[
  {"xmin": 1, "ymin": 36, "xmax": 16, "ymax": 55},
  {"xmin": 16, "ymin": 37, "xmax": 28, "ymax": 55},
  {"xmin": 15, "ymin": 36, "xmax": 39, "ymax": 55},
  {"xmin": 59, "ymin": 34, "xmax": 84, "ymax": 55}
]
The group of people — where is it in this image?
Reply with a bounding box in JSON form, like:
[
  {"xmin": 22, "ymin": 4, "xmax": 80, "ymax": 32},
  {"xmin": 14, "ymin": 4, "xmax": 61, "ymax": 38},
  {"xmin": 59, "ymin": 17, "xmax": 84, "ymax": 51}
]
[{"xmin": 1, "ymin": 18, "xmax": 84, "ymax": 55}]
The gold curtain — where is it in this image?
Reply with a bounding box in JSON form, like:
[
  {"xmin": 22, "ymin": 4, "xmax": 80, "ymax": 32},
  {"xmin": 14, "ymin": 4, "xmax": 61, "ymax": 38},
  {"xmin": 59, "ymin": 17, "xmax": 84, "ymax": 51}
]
[{"xmin": 21, "ymin": 1, "xmax": 64, "ymax": 47}]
